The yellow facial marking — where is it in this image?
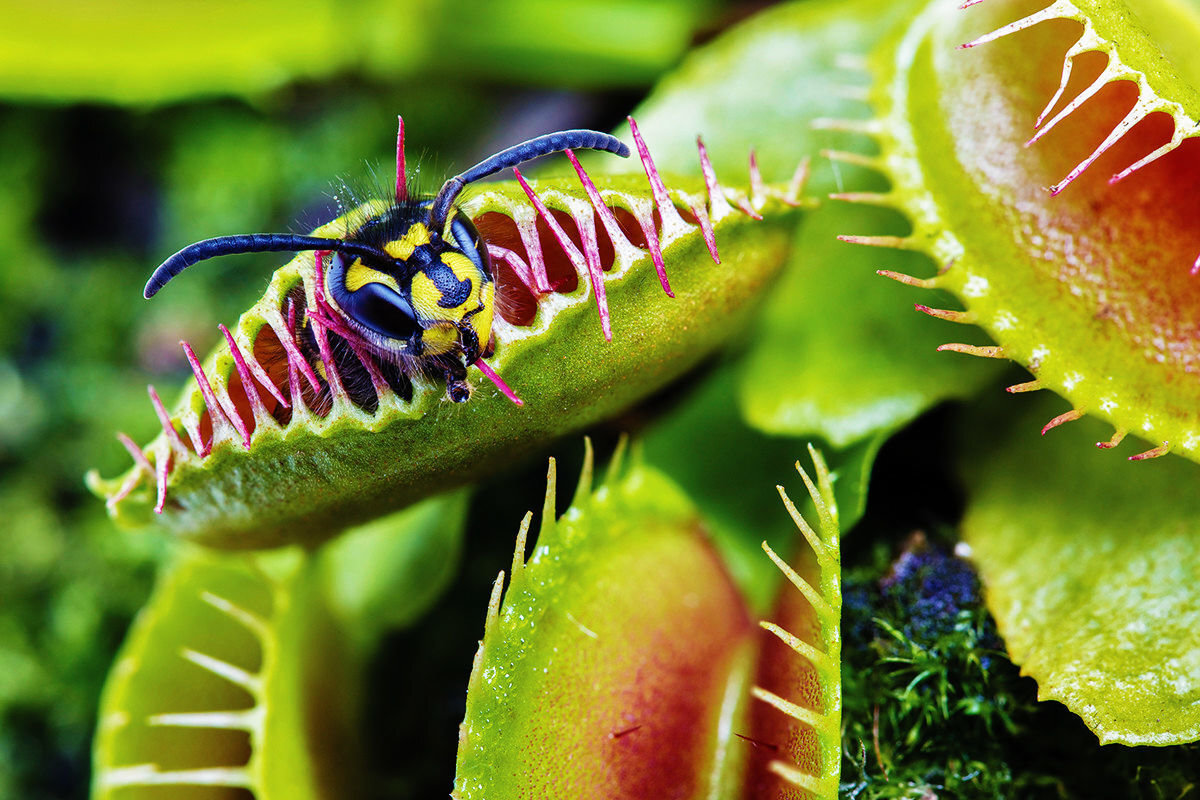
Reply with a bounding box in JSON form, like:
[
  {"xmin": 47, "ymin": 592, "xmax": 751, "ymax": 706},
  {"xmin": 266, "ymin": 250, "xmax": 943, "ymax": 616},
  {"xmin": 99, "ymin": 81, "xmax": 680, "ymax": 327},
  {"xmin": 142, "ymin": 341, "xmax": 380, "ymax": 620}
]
[
  {"xmin": 410, "ymin": 271, "xmax": 450, "ymax": 321},
  {"xmin": 440, "ymin": 251, "xmax": 478, "ymax": 284},
  {"xmin": 419, "ymin": 323, "xmax": 458, "ymax": 356},
  {"xmin": 470, "ymin": 282, "xmax": 495, "ymax": 345},
  {"xmin": 344, "ymin": 259, "xmax": 400, "ymax": 293},
  {"xmin": 384, "ymin": 222, "xmax": 431, "ymax": 261}
]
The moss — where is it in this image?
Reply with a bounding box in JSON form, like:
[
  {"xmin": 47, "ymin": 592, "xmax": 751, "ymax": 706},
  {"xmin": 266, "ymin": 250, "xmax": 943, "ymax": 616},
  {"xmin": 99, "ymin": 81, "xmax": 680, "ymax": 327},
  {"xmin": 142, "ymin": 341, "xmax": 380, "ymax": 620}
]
[{"xmin": 841, "ymin": 534, "xmax": 1200, "ymax": 799}]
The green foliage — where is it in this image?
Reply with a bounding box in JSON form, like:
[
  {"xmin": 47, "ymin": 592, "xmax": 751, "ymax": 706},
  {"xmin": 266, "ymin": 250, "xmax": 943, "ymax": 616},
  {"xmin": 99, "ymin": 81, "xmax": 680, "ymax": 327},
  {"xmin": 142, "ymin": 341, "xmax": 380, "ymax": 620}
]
[
  {"xmin": 8, "ymin": 0, "xmax": 1200, "ymax": 797},
  {"xmin": 0, "ymin": 0, "xmax": 712, "ymax": 104}
]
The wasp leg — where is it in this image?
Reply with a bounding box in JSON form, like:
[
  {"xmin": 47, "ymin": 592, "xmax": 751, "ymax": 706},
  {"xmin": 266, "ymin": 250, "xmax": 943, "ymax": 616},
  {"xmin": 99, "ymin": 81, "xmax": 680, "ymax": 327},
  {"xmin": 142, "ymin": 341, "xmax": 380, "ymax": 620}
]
[
  {"xmin": 456, "ymin": 322, "xmax": 482, "ymax": 365},
  {"xmin": 443, "ymin": 358, "xmax": 470, "ymax": 403}
]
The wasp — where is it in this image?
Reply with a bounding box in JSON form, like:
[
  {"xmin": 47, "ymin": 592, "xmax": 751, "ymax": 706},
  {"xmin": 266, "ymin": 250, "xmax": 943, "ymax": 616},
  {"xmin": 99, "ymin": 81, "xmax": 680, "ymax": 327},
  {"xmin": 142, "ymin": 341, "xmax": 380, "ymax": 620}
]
[{"xmin": 145, "ymin": 121, "xmax": 630, "ymax": 403}]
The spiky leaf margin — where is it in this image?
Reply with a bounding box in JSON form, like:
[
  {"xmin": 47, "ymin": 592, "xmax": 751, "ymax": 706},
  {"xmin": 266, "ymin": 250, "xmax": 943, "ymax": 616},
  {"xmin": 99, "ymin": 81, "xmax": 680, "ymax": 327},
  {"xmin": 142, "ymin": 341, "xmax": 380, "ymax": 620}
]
[{"xmin": 833, "ymin": 0, "xmax": 1200, "ymax": 462}]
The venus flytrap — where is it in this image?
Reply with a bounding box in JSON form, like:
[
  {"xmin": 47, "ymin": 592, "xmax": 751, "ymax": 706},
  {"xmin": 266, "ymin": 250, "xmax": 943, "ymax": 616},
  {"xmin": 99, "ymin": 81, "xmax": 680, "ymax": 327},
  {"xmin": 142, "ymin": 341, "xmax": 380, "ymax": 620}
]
[
  {"xmin": 835, "ymin": 0, "xmax": 1200, "ymax": 462},
  {"xmin": 92, "ymin": 547, "xmax": 359, "ymax": 800},
  {"xmin": 91, "ymin": 492, "xmax": 469, "ymax": 800},
  {"xmin": 454, "ymin": 441, "xmax": 843, "ymax": 798},
  {"xmin": 87, "ymin": 123, "xmax": 807, "ymax": 549},
  {"xmin": 960, "ymin": 395, "xmax": 1200, "ymax": 746}
]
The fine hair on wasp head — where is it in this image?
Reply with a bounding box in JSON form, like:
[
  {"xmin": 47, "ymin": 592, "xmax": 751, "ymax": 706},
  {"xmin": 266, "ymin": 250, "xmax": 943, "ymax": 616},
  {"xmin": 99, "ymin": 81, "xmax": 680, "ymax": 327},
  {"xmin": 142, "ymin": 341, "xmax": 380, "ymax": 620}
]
[{"xmin": 142, "ymin": 116, "xmax": 631, "ymax": 405}]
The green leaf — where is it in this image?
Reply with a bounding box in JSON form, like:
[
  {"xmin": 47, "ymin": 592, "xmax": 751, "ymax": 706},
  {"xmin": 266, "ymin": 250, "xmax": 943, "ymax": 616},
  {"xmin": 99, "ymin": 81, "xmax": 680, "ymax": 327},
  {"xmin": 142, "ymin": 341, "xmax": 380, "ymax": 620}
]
[
  {"xmin": 454, "ymin": 443, "xmax": 844, "ymax": 797},
  {"xmin": 319, "ymin": 489, "xmax": 470, "ymax": 647},
  {"xmin": 745, "ymin": 448, "xmax": 843, "ymax": 798},
  {"xmin": 92, "ymin": 546, "xmax": 361, "ymax": 798},
  {"xmin": 960, "ymin": 396, "xmax": 1200, "ymax": 745},
  {"xmin": 0, "ymin": 0, "xmax": 710, "ymax": 104},
  {"xmin": 741, "ymin": 202, "xmax": 1004, "ymax": 447}
]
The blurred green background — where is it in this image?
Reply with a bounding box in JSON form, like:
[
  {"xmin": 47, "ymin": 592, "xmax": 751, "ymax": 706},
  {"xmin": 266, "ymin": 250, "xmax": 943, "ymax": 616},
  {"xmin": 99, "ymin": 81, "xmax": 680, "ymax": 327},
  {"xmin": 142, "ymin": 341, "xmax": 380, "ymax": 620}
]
[{"xmin": 0, "ymin": 2, "xmax": 768, "ymax": 796}]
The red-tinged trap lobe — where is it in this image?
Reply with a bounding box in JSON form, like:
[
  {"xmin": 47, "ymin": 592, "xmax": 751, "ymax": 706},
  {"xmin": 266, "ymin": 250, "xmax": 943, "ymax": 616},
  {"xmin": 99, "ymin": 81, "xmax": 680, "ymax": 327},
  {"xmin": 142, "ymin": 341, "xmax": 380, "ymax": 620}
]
[
  {"xmin": 945, "ymin": 4, "xmax": 1200, "ymax": 386},
  {"xmin": 455, "ymin": 463, "xmax": 757, "ymax": 800}
]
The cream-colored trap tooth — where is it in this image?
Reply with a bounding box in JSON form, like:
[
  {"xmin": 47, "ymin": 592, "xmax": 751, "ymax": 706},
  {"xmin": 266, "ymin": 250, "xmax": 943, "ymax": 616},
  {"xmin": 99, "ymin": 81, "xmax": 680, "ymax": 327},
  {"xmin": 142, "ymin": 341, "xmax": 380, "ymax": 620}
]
[
  {"xmin": 829, "ymin": 191, "xmax": 892, "ymax": 207},
  {"xmin": 1130, "ymin": 442, "xmax": 1172, "ymax": 461},
  {"xmin": 96, "ymin": 764, "xmax": 253, "ymax": 790},
  {"xmin": 754, "ymin": 452, "xmax": 841, "ymax": 797},
  {"xmin": 937, "ymin": 342, "xmax": 1006, "ymax": 359},
  {"xmin": 821, "ymin": 149, "xmax": 881, "ymax": 170},
  {"xmin": 916, "ymin": 304, "xmax": 975, "ymax": 324},
  {"xmin": 877, "ymin": 269, "xmax": 941, "ymax": 289},
  {"xmin": 838, "ymin": 234, "xmax": 913, "ymax": 250},
  {"xmin": 181, "ymin": 648, "xmax": 262, "ymax": 694},
  {"xmin": 1042, "ymin": 408, "xmax": 1085, "ymax": 435},
  {"xmin": 812, "ymin": 117, "xmax": 882, "ymax": 135}
]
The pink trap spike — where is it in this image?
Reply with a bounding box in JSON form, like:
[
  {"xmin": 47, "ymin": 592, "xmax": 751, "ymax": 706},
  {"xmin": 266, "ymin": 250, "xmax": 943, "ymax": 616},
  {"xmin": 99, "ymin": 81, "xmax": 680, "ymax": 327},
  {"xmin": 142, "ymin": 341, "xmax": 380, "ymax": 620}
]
[
  {"xmin": 182, "ymin": 340, "xmax": 250, "ymax": 450},
  {"xmin": 488, "ymin": 244, "xmax": 537, "ymax": 292},
  {"xmin": 569, "ymin": 198, "xmax": 612, "ymax": 322},
  {"xmin": 628, "ymin": 117, "xmax": 670, "ymax": 209},
  {"xmin": 784, "ymin": 157, "xmax": 810, "ymax": 205},
  {"xmin": 107, "ymin": 470, "xmax": 141, "ymax": 511},
  {"xmin": 632, "ymin": 205, "xmax": 671, "ymax": 298},
  {"xmin": 347, "ymin": 337, "xmax": 391, "ymax": 398},
  {"xmin": 311, "ymin": 321, "xmax": 346, "ymax": 403},
  {"xmin": 154, "ymin": 445, "xmax": 170, "ymax": 514},
  {"xmin": 958, "ymin": 3, "xmax": 1065, "ymax": 49},
  {"xmin": 514, "ymin": 167, "xmax": 612, "ymax": 341},
  {"xmin": 628, "ymin": 116, "xmax": 690, "ymax": 239},
  {"xmin": 395, "ymin": 116, "xmax": 407, "ymax": 202},
  {"xmin": 117, "ymin": 432, "xmax": 154, "ymax": 474},
  {"xmin": 148, "ymin": 384, "xmax": 188, "ymax": 453},
  {"xmin": 1035, "ymin": 50, "xmax": 1076, "ymax": 130},
  {"xmin": 565, "ymin": 148, "xmax": 673, "ymax": 297},
  {"xmin": 696, "ymin": 136, "xmax": 735, "ymax": 221},
  {"xmin": 283, "ymin": 317, "xmax": 306, "ymax": 414},
  {"xmin": 513, "ymin": 216, "xmax": 551, "ymax": 293},
  {"xmin": 1130, "ymin": 442, "xmax": 1171, "ymax": 461},
  {"xmin": 280, "ymin": 298, "xmax": 322, "ymax": 396},
  {"xmin": 181, "ymin": 342, "xmax": 229, "ymax": 443},
  {"xmin": 309, "ymin": 250, "xmax": 371, "ymax": 344},
  {"xmin": 1041, "ymin": 408, "xmax": 1084, "ymax": 435},
  {"xmin": 219, "ymin": 324, "xmax": 271, "ymax": 423},
  {"xmin": 748, "ymin": 149, "xmax": 767, "ymax": 209},
  {"xmin": 223, "ymin": 324, "xmax": 289, "ymax": 410},
  {"xmin": 689, "ymin": 199, "xmax": 720, "ymax": 264},
  {"xmin": 474, "ymin": 358, "xmax": 523, "ymax": 406},
  {"xmin": 735, "ymin": 195, "xmax": 763, "ymax": 221},
  {"xmin": 182, "ymin": 416, "xmax": 208, "ymax": 458},
  {"xmin": 1049, "ymin": 104, "xmax": 1150, "ymax": 196}
]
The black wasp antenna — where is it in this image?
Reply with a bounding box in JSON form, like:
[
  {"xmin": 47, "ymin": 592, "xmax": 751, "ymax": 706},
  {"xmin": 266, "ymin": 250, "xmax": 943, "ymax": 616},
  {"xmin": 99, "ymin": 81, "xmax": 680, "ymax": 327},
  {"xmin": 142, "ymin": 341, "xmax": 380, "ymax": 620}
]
[
  {"xmin": 427, "ymin": 129, "xmax": 629, "ymax": 234},
  {"xmin": 144, "ymin": 127, "xmax": 630, "ymax": 299}
]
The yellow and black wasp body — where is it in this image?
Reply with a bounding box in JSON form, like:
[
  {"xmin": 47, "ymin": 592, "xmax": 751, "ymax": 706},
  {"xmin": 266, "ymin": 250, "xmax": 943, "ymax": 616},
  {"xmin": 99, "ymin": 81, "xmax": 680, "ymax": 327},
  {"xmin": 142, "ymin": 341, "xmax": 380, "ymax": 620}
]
[{"xmin": 145, "ymin": 124, "xmax": 629, "ymax": 402}]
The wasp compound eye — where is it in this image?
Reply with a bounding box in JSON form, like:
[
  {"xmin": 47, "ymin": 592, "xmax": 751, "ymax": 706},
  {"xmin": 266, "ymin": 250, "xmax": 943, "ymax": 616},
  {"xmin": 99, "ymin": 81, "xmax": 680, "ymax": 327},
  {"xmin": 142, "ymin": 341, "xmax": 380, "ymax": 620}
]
[{"xmin": 326, "ymin": 252, "xmax": 421, "ymax": 343}]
